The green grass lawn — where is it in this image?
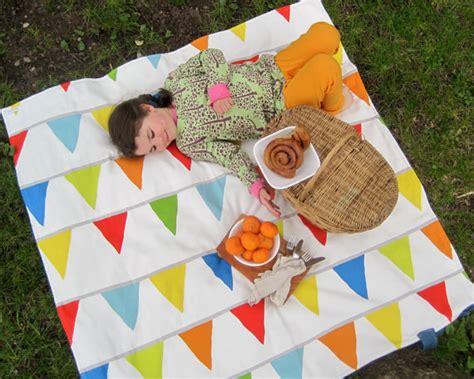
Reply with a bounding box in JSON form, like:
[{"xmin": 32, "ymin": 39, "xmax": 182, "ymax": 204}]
[{"xmin": 0, "ymin": 1, "xmax": 472, "ymax": 377}]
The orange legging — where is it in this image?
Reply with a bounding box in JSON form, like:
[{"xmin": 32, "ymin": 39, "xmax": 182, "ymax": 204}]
[{"xmin": 275, "ymin": 22, "xmax": 343, "ymax": 114}]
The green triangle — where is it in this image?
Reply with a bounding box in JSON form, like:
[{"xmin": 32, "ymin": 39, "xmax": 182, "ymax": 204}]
[
  {"xmin": 275, "ymin": 219, "xmax": 284, "ymax": 237},
  {"xmin": 65, "ymin": 165, "xmax": 101, "ymax": 209},
  {"xmin": 126, "ymin": 341, "xmax": 164, "ymax": 378},
  {"xmin": 108, "ymin": 68, "xmax": 117, "ymax": 81},
  {"xmin": 378, "ymin": 236, "xmax": 415, "ymax": 280},
  {"xmin": 239, "ymin": 373, "xmax": 252, "ymax": 379},
  {"xmin": 150, "ymin": 194, "xmax": 178, "ymax": 235}
]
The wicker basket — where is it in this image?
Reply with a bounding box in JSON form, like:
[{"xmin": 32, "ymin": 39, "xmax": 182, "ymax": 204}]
[{"xmin": 265, "ymin": 106, "xmax": 398, "ymax": 233}]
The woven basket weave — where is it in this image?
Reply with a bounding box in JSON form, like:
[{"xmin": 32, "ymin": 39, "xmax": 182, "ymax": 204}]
[{"xmin": 265, "ymin": 106, "xmax": 398, "ymax": 233}]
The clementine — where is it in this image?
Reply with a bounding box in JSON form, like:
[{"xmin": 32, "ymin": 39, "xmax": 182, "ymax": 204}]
[
  {"xmin": 260, "ymin": 221, "xmax": 278, "ymax": 238},
  {"xmin": 242, "ymin": 216, "xmax": 261, "ymax": 234},
  {"xmin": 252, "ymin": 248, "xmax": 270, "ymax": 263},
  {"xmin": 241, "ymin": 232, "xmax": 259, "ymax": 251},
  {"xmin": 242, "ymin": 250, "xmax": 253, "ymax": 261},
  {"xmin": 258, "ymin": 234, "xmax": 274, "ymax": 249},
  {"xmin": 225, "ymin": 236, "xmax": 244, "ymax": 256}
]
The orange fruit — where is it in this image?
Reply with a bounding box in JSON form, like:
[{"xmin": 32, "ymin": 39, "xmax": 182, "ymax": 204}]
[
  {"xmin": 252, "ymin": 248, "xmax": 270, "ymax": 263},
  {"xmin": 235, "ymin": 230, "xmax": 244, "ymax": 238},
  {"xmin": 258, "ymin": 233, "xmax": 274, "ymax": 249},
  {"xmin": 260, "ymin": 221, "xmax": 278, "ymax": 238},
  {"xmin": 242, "ymin": 250, "xmax": 253, "ymax": 261},
  {"xmin": 241, "ymin": 232, "xmax": 259, "ymax": 251},
  {"xmin": 225, "ymin": 236, "xmax": 244, "ymax": 256},
  {"xmin": 242, "ymin": 216, "xmax": 261, "ymax": 234}
]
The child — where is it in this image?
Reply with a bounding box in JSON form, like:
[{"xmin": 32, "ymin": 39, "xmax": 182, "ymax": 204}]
[{"xmin": 109, "ymin": 22, "xmax": 343, "ymax": 217}]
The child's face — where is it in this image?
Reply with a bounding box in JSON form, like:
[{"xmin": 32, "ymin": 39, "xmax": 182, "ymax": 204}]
[{"xmin": 134, "ymin": 104, "xmax": 176, "ymax": 155}]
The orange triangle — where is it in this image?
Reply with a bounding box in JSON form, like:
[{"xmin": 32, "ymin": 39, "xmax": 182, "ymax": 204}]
[
  {"xmin": 115, "ymin": 156, "xmax": 144, "ymax": 189},
  {"xmin": 343, "ymin": 72, "xmax": 369, "ymax": 105},
  {"xmin": 179, "ymin": 320, "xmax": 213, "ymax": 370},
  {"xmin": 191, "ymin": 35, "xmax": 209, "ymax": 51},
  {"xmin": 319, "ymin": 322, "xmax": 358, "ymax": 369},
  {"xmin": 421, "ymin": 220, "xmax": 452, "ymax": 259}
]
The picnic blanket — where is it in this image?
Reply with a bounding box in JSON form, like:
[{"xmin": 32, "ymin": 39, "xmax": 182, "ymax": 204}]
[{"xmin": 2, "ymin": 0, "xmax": 472, "ymax": 377}]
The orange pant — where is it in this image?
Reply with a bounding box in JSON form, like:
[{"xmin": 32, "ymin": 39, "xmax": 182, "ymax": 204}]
[{"xmin": 275, "ymin": 22, "xmax": 343, "ymax": 114}]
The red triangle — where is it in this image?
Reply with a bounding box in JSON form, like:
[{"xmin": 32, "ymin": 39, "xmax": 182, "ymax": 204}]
[
  {"xmin": 298, "ymin": 214, "xmax": 327, "ymax": 246},
  {"xmin": 57, "ymin": 300, "xmax": 79, "ymax": 345},
  {"xmin": 417, "ymin": 281, "xmax": 452, "ymax": 321},
  {"xmin": 230, "ymin": 300, "xmax": 265, "ymax": 344},
  {"xmin": 167, "ymin": 142, "xmax": 192, "ymax": 171},
  {"xmin": 352, "ymin": 123, "xmax": 362, "ymax": 137},
  {"xmin": 9, "ymin": 130, "xmax": 28, "ymax": 166},
  {"xmin": 276, "ymin": 5, "xmax": 291, "ymax": 22},
  {"xmin": 232, "ymin": 55, "xmax": 260, "ymax": 65},
  {"xmin": 60, "ymin": 81, "xmax": 71, "ymax": 92},
  {"xmin": 94, "ymin": 212, "xmax": 128, "ymax": 254}
]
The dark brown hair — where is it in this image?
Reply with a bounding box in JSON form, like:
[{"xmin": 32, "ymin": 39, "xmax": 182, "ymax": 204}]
[{"xmin": 108, "ymin": 89, "xmax": 173, "ymax": 157}]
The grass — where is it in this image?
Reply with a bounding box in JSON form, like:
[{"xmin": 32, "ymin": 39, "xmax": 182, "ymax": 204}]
[{"xmin": 0, "ymin": 0, "xmax": 472, "ymax": 377}]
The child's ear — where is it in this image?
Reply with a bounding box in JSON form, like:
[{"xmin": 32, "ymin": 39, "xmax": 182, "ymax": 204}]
[{"xmin": 140, "ymin": 103, "xmax": 154, "ymax": 113}]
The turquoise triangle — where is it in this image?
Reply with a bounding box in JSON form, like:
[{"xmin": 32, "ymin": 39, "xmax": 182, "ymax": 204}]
[
  {"xmin": 80, "ymin": 363, "xmax": 109, "ymax": 379},
  {"xmin": 271, "ymin": 347, "xmax": 304, "ymax": 379},
  {"xmin": 21, "ymin": 181, "xmax": 49, "ymax": 225},
  {"xmin": 334, "ymin": 255, "xmax": 368, "ymax": 299},
  {"xmin": 202, "ymin": 252, "xmax": 233, "ymax": 290},
  {"xmin": 196, "ymin": 176, "xmax": 226, "ymax": 221},
  {"xmin": 47, "ymin": 114, "xmax": 81, "ymax": 152},
  {"xmin": 146, "ymin": 54, "xmax": 161, "ymax": 69},
  {"xmin": 102, "ymin": 283, "xmax": 140, "ymax": 330}
]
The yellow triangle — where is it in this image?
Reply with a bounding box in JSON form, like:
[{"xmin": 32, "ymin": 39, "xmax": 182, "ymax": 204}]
[
  {"xmin": 275, "ymin": 219, "xmax": 284, "ymax": 237},
  {"xmin": 293, "ymin": 275, "xmax": 319, "ymax": 314},
  {"xmin": 365, "ymin": 303, "xmax": 402, "ymax": 348},
  {"xmin": 91, "ymin": 105, "xmax": 116, "ymax": 131},
  {"xmin": 38, "ymin": 230, "xmax": 72, "ymax": 279},
  {"xmin": 126, "ymin": 341, "xmax": 164, "ymax": 378},
  {"xmin": 397, "ymin": 169, "xmax": 422, "ymax": 210},
  {"xmin": 333, "ymin": 42, "xmax": 343, "ymax": 65},
  {"xmin": 230, "ymin": 23, "xmax": 246, "ymax": 42},
  {"xmin": 150, "ymin": 264, "xmax": 186, "ymax": 312},
  {"xmin": 378, "ymin": 236, "xmax": 415, "ymax": 280},
  {"xmin": 10, "ymin": 101, "xmax": 21, "ymax": 116}
]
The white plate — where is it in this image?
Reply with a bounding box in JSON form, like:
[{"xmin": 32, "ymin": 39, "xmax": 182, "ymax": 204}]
[{"xmin": 253, "ymin": 126, "xmax": 320, "ymax": 190}]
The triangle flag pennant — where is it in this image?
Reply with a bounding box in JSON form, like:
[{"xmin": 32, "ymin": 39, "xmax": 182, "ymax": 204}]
[
  {"xmin": 397, "ymin": 169, "xmax": 422, "ymax": 210},
  {"xmin": 38, "ymin": 229, "xmax": 72, "ymax": 279},
  {"xmin": 293, "ymin": 275, "xmax": 319, "ymax": 315},
  {"xmin": 47, "ymin": 114, "xmax": 82, "ymax": 153},
  {"xmin": 271, "ymin": 347, "xmax": 304, "ymax": 379},
  {"xmin": 149, "ymin": 194, "xmax": 178, "ymax": 235},
  {"xmin": 333, "ymin": 42, "xmax": 343, "ymax": 65},
  {"xmin": 126, "ymin": 341, "xmax": 164, "ymax": 378},
  {"xmin": 167, "ymin": 142, "xmax": 192, "ymax": 170},
  {"xmin": 232, "ymin": 55, "xmax": 259, "ymax": 65},
  {"xmin": 239, "ymin": 374, "xmax": 251, "ymax": 379},
  {"xmin": 421, "ymin": 220, "xmax": 452, "ymax": 259},
  {"xmin": 107, "ymin": 68, "xmax": 117, "ymax": 81},
  {"xmin": 230, "ymin": 299, "xmax": 265, "ymax": 344},
  {"xmin": 80, "ymin": 363, "xmax": 109, "ymax": 379},
  {"xmin": 333, "ymin": 255, "xmax": 368, "ymax": 299},
  {"xmin": 146, "ymin": 54, "xmax": 161, "ymax": 69},
  {"xmin": 21, "ymin": 181, "xmax": 49, "ymax": 225},
  {"xmin": 60, "ymin": 81, "xmax": 71, "ymax": 92},
  {"xmin": 10, "ymin": 101, "xmax": 21, "ymax": 116},
  {"xmin": 65, "ymin": 165, "xmax": 101, "ymax": 209},
  {"xmin": 202, "ymin": 253, "xmax": 233, "ymax": 290},
  {"xmin": 343, "ymin": 71, "xmax": 369, "ymax": 105},
  {"xmin": 91, "ymin": 105, "xmax": 116, "ymax": 131},
  {"xmin": 191, "ymin": 35, "xmax": 209, "ymax": 51},
  {"xmin": 275, "ymin": 219, "xmax": 284, "ymax": 237},
  {"xmin": 196, "ymin": 176, "xmax": 226, "ymax": 221},
  {"xmin": 298, "ymin": 214, "xmax": 327, "ymax": 245},
  {"xmin": 102, "ymin": 283, "xmax": 140, "ymax": 330},
  {"xmin": 57, "ymin": 300, "xmax": 80, "ymax": 345},
  {"xmin": 352, "ymin": 123, "xmax": 362, "ymax": 137},
  {"xmin": 319, "ymin": 322, "xmax": 358, "ymax": 370},
  {"xmin": 150, "ymin": 264, "xmax": 186, "ymax": 312},
  {"xmin": 378, "ymin": 236, "xmax": 415, "ymax": 280},
  {"xmin": 179, "ymin": 320, "xmax": 213, "ymax": 370},
  {"xmin": 9, "ymin": 129, "xmax": 28, "ymax": 166},
  {"xmin": 94, "ymin": 212, "xmax": 128, "ymax": 254},
  {"xmin": 230, "ymin": 22, "xmax": 246, "ymax": 42},
  {"xmin": 276, "ymin": 5, "xmax": 291, "ymax": 22},
  {"xmin": 417, "ymin": 281, "xmax": 452, "ymax": 321},
  {"xmin": 365, "ymin": 303, "xmax": 402, "ymax": 348},
  {"xmin": 115, "ymin": 156, "xmax": 144, "ymax": 189}
]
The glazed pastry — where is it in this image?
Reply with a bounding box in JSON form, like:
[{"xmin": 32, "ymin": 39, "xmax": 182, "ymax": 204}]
[
  {"xmin": 264, "ymin": 138, "xmax": 304, "ymax": 178},
  {"xmin": 290, "ymin": 125, "xmax": 311, "ymax": 151}
]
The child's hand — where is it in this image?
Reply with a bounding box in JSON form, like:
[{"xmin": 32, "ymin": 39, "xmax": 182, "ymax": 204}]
[
  {"xmin": 212, "ymin": 97, "xmax": 233, "ymax": 114},
  {"xmin": 259, "ymin": 187, "xmax": 281, "ymax": 218}
]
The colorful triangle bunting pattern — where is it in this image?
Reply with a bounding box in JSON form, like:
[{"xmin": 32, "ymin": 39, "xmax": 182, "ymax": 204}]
[
  {"xmin": 57, "ymin": 300, "xmax": 80, "ymax": 345},
  {"xmin": 126, "ymin": 341, "xmax": 164, "ymax": 378},
  {"xmin": 80, "ymin": 363, "xmax": 109, "ymax": 379},
  {"xmin": 107, "ymin": 69, "xmax": 117, "ymax": 81},
  {"xmin": 47, "ymin": 114, "xmax": 82, "ymax": 153},
  {"xmin": 91, "ymin": 105, "xmax": 115, "ymax": 131},
  {"xmin": 202, "ymin": 253, "xmax": 233, "ymax": 290},
  {"xmin": 38, "ymin": 229, "xmax": 72, "ymax": 279},
  {"xmin": 293, "ymin": 275, "xmax": 319, "ymax": 315},
  {"xmin": 298, "ymin": 214, "xmax": 327, "ymax": 245},
  {"xmin": 167, "ymin": 142, "xmax": 192, "ymax": 170},
  {"xmin": 150, "ymin": 264, "xmax": 186, "ymax": 312},
  {"xmin": 378, "ymin": 236, "xmax": 415, "ymax": 280},
  {"xmin": 102, "ymin": 283, "xmax": 140, "ymax": 330},
  {"xmin": 333, "ymin": 255, "xmax": 368, "ymax": 299},
  {"xmin": 231, "ymin": 22, "xmax": 246, "ymax": 42},
  {"xmin": 191, "ymin": 35, "xmax": 209, "ymax": 51},
  {"xmin": 417, "ymin": 281, "xmax": 452, "ymax": 321},
  {"xmin": 146, "ymin": 54, "xmax": 161, "ymax": 69},
  {"xmin": 230, "ymin": 299, "xmax": 265, "ymax": 344},
  {"xmin": 115, "ymin": 156, "xmax": 144, "ymax": 189},
  {"xmin": 10, "ymin": 101, "xmax": 21, "ymax": 116},
  {"xmin": 239, "ymin": 374, "xmax": 252, "ymax": 379},
  {"xmin": 150, "ymin": 194, "xmax": 178, "ymax": 235},
  {"xmin": 319, "ymin": 322, "xmax": 358, "ymax": 370},
  {"xmin": 60, "ymin": 81, "xmax": 71, "ymax": 92},
  {"xmin": 179, "ymin": 320, "xmax": 213, "ymax": 370},
  {"xmin": 9, "ymin": 129, "xmax": 28, "ymax": 166},
  {"xmin": 94, "ymin": 212, "xmax": 128, "ymax": 254},
  {"xmin": 397, "ymin": 169, "xmax": 422, "ymax": 210},
  {"xmin": 352, "ymin": 123, "xmax": 362, "ymax": 136},
  {"xmin": 196, "ymin": 176, "xmax": 226, "ymax": 221},
  {"xmin": 365, "ymin": 303, "xmax": 402, "ymax": 348},
  {"xmin": 271, "ymin": 347, "xmax": 304, "ymax": 379},
  {"xmin": 21, "ymin": 181, "xmax": 49, "ymax": 225},
  {"xmin": 421, "ymin": 220, "xmax": 452, "ymax": 259},
  {"xmin": 343, "ymin": 71, "xmax": 369, "ymax": 105},
  {"xmin": 65, "ymin": 165, "xmax": 101, "ymax": 209},
  {"xmin": 276, "ymin": 5, "xmax": 291, "ymax": 22}
]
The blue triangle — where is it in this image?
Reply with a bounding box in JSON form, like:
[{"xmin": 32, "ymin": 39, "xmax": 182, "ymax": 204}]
[
  {"xmin": 333, "ymin": 255, "xmax": 368, "ymax": 299},
  {"xmin": 80, "ymin": 363, "xmax": 109, "ymax": 379},
  {"xmin": 47, "ymin": 114, "xmax": 81, "ymax": 152},
  {"xmin": 202, "ymin": 253, "xmax": 233, "ymax": 290},
  {"xmin": 102, "ymin": 283, "xmax": 140, "ymax": 330},
  {"xmin": 196, "ymin": 176, "xmax": 226, "ymax": 221},
  {"xmin": 146, "ymin": 54, "xmax": 161, "ymax": 69},
  {"xmin": 271, "ymin": 347, "xmax": 304, "ymax": 379},
  {"xmin": 21, "ymin": 181, "xmax": 49, "ymax": 226}
]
